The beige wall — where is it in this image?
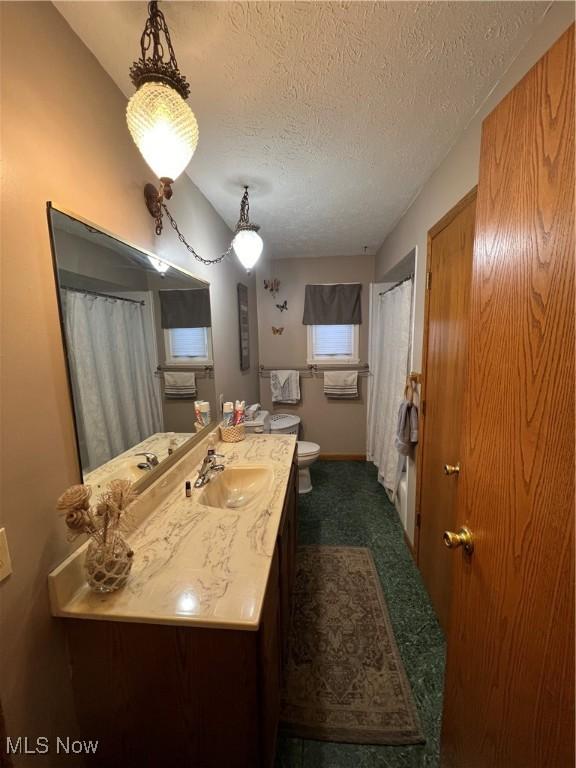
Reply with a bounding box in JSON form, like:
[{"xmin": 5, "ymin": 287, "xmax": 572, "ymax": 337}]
[
  {"xmin": 375, "ymin": 1, "xmax": 575, "ymax": 544},
  {"xmin": 0, "ymin": 3, "xmax": 257, "ymax": 761},
  {"xmin": 256, "ymin": 255, "xmax": 374, "ymax": 454},
  {"xmin": 54, "ymin": 229, "xmax": 149, "ymax": 290}
]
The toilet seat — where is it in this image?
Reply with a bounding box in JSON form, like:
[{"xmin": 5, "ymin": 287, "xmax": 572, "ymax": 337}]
[{"xmin": 297, "ymin": 441, "xmax": 320, "ymax": 457}]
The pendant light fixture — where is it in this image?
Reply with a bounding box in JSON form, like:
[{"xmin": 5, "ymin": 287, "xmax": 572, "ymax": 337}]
[
  {"xmin": 232, "ymin": 187, "xmax": 264, "ymax": 271},
  {"xmin": 127, "ymin": 2, "xmax": 264, "ymax": 271},
  {"xmin": 156, "ymin": 185, "xmax": 264, "ymax": 272},
  {"xmin": 127, "ymin": 1, "xmax": 198, "ymax": 215}
]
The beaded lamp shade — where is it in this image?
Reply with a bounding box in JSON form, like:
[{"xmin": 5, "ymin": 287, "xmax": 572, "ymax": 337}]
[
  {"xmin": 127, "ymin": 1, "xmax": 198, "ymax": 183},
  {"xmin": 127, "ymin": 81, "xmax": 198, "ymax": 182}
]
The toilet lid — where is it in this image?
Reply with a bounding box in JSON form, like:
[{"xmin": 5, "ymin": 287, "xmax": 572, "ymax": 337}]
[
  {"xmin": 270, "ymin": 414, "xmax": 301, "ymax": 431},
  {"xmin": 298, "ymin": 441, "xmax": 320, "ymax": 456}
]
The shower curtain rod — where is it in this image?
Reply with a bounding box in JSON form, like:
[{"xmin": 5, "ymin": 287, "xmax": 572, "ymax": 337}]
[
  {"xmin": 62, "ymin": 286, "xmax": 145, "ymax": 306},
  {"xmin": 378, "ymin": 274, "xmax": 414, "ymax": 296}
]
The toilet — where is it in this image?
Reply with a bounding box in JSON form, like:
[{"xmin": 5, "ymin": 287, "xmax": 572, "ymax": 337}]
[
  {"xmin": 295, "ymin": 440, "xmax": 321, "ymax": 493},
  {"xmin": 269, "ymin": 414, "xmax": 320, "ymax": 494}
]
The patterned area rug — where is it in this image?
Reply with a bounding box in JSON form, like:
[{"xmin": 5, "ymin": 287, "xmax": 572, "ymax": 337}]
[{"xmin": 280, "ymin": 546, "xmax": 425, "ymax": 745}]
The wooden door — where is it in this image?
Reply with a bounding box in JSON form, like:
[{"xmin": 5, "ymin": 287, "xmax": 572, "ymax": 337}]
[
  {"xmin": 441, "ymin": 26, "xmax": 575, "ymax": 768},
  {"xmin": 416, "ymin": 189, "xmax": 476, "ymax": 632}
]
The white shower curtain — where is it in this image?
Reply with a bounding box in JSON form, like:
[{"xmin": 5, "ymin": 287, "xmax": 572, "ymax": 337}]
[
  {"xmin": 63, "ymin": 290, "xmax": 162, "ymax": 472},
  {"xmin": 367, "ymin": 279, "xmax": 413, "ymax": 491}
]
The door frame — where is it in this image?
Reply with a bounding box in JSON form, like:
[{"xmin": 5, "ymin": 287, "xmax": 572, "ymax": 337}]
[{"xmin": 414, "ymin": 186, "xmax": 477, "ymax": 563}]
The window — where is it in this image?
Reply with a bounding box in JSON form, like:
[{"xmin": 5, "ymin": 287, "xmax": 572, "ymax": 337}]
[
  {"xmin": 164, "ymin": 327, "xmax": 212, "ymax": 365},
  {"xmin": 307, "ymin": 324, "xmax": 359, "ymax": 365}
]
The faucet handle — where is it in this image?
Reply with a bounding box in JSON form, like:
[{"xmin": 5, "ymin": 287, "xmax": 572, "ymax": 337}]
[{"xmin": 134, "ymin": 452, "xmax": 158, "ymax": 465}]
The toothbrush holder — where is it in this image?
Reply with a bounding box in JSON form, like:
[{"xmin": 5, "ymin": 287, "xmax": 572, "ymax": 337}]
[{"xmin": 220, "ymin": 423, "xmax": 246, "ymax": 443}]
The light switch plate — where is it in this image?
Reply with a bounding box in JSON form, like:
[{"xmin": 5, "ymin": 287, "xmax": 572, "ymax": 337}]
[{"xmin": 0, "ymin": 528, "xmax": 13, "ymax": 582}]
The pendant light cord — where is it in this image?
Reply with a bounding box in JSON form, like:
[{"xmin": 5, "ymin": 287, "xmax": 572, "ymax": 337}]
[{"xmin": 161, "ymin": 204, "xmax": 231, "ymax": 265}]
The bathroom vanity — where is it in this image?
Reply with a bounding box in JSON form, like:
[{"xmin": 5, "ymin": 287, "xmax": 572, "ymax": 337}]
[{"xmin": 49, "ymin": 431, "xmax": 299, "ymax": 768}]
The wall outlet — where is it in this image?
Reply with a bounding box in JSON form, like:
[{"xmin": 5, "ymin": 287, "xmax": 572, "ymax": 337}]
[{"xmin": 0, "ymin": 528, "xmax": 12, "ymax": 582}]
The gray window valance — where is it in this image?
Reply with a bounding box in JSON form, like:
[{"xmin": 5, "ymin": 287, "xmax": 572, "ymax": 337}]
[
  {"xmin": 302, "ymin": 283, "xmax": 362, "ymax": 325},
  {"xmin": 159, "ymin": 289, "xmax": 212, "ymax": 328}
]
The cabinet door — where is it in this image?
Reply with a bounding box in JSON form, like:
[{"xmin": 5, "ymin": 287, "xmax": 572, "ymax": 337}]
[
  {"xmin": 259, "ymin": 548, "xmax": 282, "ymax": 767},
  {"xmin": 278, "ymin": 451, "xmax": 298, "ymax": 662}
]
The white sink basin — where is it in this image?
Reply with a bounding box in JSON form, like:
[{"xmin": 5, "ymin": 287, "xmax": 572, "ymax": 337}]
[
  {"xmin": 198, "ymin": 466, "xmax": 273, "ymax": 510},
  {"xmin": 88, "ymin": 455, "xmax": 155, "ymax": 488}
]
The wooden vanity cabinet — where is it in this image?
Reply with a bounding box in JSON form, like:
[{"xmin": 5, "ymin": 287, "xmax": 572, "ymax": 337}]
[
  {"xmin": 277, "ymin": 447, "xmax": 299, "ymax": 663},
  {"xmin": 64, "ymin": 446, "xmax": 299, "ymax": 768}
]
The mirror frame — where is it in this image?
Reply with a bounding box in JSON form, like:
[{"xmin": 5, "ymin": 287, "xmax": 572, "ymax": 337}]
[{"xmin": 46, "ymin": 201, "xmax": 216, "ymax": 494}]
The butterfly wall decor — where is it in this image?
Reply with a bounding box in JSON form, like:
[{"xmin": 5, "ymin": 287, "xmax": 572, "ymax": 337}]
[
  {"xmin": 275, "ymin": 300, "xmax": 288, "ymax": 312},
  {"xmin": 263, "ymin": 279, "xmax": 280, "ymax": 297},
  {"xmin": 272, "ymin": 327, "xmax": 284, "ymax": 335}
]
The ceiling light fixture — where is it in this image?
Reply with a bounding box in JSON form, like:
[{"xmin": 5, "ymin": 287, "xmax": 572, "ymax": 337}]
[
  {"xmin": 127, "ymin": 1, "xmax": 198, "ymax": 207},
  {"xmin": 155, "ymin": 185, "xmax": 263, "ymax": 271},
  {"xmin": 127, "ymin": 2, "xmax": 264, "ymax": 272},
  {"xmin": 232, "ymin": 187, "xmax": 264, "ymax": 271}
]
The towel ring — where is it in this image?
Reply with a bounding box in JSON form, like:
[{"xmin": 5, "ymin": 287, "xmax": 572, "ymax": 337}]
[{"xmin": 404, "ymin": 377, "xmax": 417, "ymax": 403}]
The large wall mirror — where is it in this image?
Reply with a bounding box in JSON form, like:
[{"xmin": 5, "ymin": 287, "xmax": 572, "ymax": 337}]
[{"xmin": 48, "ymin": 205, "xmax": 216, "ymax": 491}]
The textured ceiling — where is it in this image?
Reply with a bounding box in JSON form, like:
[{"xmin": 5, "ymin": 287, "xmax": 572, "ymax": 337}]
[{"xmin": 55, "ymin": 1, "xmax": 548, "ymax": 258}]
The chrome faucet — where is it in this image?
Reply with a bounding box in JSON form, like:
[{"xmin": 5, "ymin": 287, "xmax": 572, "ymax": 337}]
[
  {"xmin": 134, "ymin": 452, "xmax": 159, "ymax": 470},
  {"xmin": 194, "ymin": 447, "xmax": 225, "ymax": 488}
]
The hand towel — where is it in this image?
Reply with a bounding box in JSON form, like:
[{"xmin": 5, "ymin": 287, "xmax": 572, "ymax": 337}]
[
  {"xmin": 393, "ymin": 399, "xmax": 419, "ymax": 498},
  {"xmin": 271, "ymin": 370, "xmax": 300, "ymax": 403},
  {"xmin": 164, "ymin": 371, "xmax": 197, "ymax": 399},
  {"xmin": 394, "ymin": 399, "xmax": 419, "ymax": 455},
  {"xmin": 324, "ymin": 370, "xmax": 358, "ymax": 399}
]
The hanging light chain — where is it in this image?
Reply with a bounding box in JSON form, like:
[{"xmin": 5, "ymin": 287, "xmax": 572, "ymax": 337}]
[
  {"xmin": 161, "ymin": 204, "xmax": 232, "ymax": 265},
  {"xmin": 130, "ymin": 0, "xmax": 190, "ymax": 98},
  {"xmin": 238, "ymin": 186, "xmax": 250, "ymax": 226},
  {"xmin": 140, "ymin": 1, "xmax": 178, "ymax": 73}
]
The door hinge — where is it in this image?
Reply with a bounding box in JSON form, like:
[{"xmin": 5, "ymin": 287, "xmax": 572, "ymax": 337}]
[
  {"xmin": 426, "ymin": 270, "xmax": 432, "ymax": 291},
  {"xmin": 416, "ymin": 513, "xmax": 422, "ymax": 528}
]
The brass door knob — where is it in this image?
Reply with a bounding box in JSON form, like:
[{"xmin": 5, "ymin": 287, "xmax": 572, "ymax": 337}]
[
  {"xmin": 443, "ymin": 526, "xmax": 474, "ymax": 554},
  {"xmin": 444, "ymin": 462, "xmax": 461, "ymax": 475}
]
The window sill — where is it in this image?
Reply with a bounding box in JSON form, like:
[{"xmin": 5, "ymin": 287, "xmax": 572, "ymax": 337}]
[
  {"xmin": 164, "ymin": 359, "xmax": 213, "ymax": 367},
  {"xmin": 306, "ymin": 359, "xmax": 360, "ymax": 367}
]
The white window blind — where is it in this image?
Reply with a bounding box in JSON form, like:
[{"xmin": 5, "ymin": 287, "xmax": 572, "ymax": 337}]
[
  {"xmin": 309, "ymin": 324, "xmax": 357, "ymax": 360},
  {"xmin": 168, "ymin": 327, "xmax": 209, "ymax": 359}
]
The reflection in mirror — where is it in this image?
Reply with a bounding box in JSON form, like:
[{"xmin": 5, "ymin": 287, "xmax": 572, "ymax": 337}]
[{"xmin": 48, "ymin": 206, "xmax": 216, "ymax": 490}]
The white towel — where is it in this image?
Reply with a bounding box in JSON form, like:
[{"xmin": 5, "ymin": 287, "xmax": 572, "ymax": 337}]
[
  {"xmin": 270, "ymin": 370, "xmax": 300, "ymax": 403},
  {"xmin": 324, "ymin": 370, "xmax": 358, "ymax": 399},
  {"xmin": 164, "ymin": 371, "xmax": 197, "ymax": 399}
]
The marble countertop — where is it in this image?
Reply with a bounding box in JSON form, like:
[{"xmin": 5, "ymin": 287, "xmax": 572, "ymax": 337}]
[{"xmin": 49, "ymin": 432, "xmax": 296, "ymax": 631}]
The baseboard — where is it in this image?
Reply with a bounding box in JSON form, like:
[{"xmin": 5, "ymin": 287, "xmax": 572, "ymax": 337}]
[
  {"xmin": 318, "ymin": 453, "xmax": 366, "ymax": 461},
  {"xmin": 403, "ymin": 530, "xmax": 416, "ymax": 561}
]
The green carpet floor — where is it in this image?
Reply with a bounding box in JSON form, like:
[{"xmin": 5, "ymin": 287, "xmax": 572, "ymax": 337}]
[{"xmin": 275, "ymin": 460, "xmax": 445, "ymax": 768}]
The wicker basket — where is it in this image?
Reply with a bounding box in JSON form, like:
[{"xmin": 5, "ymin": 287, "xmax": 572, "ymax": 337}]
[{"xmin": 220, "ymin": 423, "xmax": 246, "ymax": 442}]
